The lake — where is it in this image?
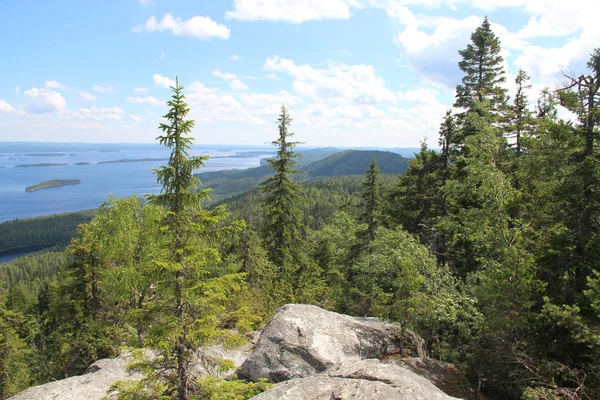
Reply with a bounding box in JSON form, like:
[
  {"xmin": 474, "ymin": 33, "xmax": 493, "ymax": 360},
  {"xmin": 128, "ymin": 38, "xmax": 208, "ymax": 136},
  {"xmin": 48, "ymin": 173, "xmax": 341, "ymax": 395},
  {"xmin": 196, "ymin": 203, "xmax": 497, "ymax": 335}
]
[{"xmin": 0, "ymin": 142, "xmax": 274, "ymax": 223}]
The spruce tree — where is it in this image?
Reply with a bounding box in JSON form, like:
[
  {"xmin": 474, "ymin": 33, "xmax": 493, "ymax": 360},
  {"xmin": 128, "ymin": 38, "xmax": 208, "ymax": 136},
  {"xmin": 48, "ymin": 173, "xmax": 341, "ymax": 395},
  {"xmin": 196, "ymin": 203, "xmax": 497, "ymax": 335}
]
[
  {"xmin": 260, "ymin": 105, "xmax": 305, "ymax": 302},
  {"xmin": 358, "ymin": 157, "xmax": 381, "ymax": 245},
  {"xmin": 454, "ymin": 17, "xmax": 507, "ymax": 116},
  {"xmin": 143, "ymin": 78, "xmax": 247, "ymax": 400}
]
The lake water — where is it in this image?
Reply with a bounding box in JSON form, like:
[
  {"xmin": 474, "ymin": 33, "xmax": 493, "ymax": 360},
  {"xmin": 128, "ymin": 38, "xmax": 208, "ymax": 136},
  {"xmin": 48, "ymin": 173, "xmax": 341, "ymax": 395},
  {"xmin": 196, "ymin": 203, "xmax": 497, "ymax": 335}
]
[{"xmin": 0, "ymin": 142, "xmax": 274, "ymax": 223}]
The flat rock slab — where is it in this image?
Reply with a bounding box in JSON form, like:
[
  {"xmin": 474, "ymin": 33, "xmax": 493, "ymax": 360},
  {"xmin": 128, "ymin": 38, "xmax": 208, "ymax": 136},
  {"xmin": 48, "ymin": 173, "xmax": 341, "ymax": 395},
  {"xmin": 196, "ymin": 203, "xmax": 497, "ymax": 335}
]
[
  {"xmin": 9, "ymin": 355, "xmax": 141, "ymax": 400},
  {"xmin": 239, "ymin": 304, "xmax": 423, "ymax": 383},
  {"xmin": 250, "ymin": 360, "xmax": 461, "ymax": 400}
]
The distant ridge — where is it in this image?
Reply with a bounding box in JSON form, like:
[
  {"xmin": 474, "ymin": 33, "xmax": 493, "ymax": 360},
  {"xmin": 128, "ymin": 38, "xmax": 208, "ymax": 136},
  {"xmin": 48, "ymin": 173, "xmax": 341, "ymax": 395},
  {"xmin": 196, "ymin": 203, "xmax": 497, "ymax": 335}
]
[{"xmin": 196, "ymin": 149, "xmax": 409, "ymax": 202}]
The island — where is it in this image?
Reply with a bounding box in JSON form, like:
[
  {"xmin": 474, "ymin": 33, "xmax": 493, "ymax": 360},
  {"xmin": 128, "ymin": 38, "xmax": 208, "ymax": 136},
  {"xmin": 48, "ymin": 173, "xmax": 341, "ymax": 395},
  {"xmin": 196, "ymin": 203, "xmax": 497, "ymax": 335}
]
[
  {"xmin": 25, "ymin": 179, "xmax": 81, "ymax": 192},
  {"xmin": 15, "ymin": 163, "xmax": 68, "ymax": 168}
]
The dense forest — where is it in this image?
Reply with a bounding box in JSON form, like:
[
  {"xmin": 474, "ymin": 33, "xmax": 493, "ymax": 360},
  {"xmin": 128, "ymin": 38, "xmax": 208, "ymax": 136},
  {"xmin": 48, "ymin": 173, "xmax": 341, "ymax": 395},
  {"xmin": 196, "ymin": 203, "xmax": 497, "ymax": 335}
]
[{"xmin": 1, "ymin": 17, "xmax": 600, "ymax": 400}]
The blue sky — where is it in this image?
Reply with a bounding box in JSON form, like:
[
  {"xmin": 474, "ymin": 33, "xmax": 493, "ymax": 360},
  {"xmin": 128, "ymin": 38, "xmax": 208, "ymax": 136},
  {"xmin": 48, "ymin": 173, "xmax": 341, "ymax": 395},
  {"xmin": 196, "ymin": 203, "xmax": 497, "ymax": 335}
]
[{"xmin": 0, "ymin": 0, "xmax": 598, "ymax": 147}]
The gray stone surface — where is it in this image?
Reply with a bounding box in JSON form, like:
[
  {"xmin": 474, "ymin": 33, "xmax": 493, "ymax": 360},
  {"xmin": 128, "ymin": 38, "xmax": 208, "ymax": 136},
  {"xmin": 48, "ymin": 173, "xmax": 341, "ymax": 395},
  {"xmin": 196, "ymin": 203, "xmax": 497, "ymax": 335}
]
[
  {"xmin": 238, "ymin": 304, "xmax": 423, "ymax": 383},
  {"xmin": 250, "ymin": 360, "xmax": 460, "ymax": 400},
  {"xmin": 9, "ymin": 354, "xmax": 141, "ymax": 400}
]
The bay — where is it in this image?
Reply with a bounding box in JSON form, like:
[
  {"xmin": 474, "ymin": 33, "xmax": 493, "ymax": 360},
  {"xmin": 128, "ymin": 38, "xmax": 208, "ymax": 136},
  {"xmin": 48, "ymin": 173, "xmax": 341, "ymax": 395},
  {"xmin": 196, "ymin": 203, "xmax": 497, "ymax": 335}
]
[{"xmin": 0, "ymin": 142, "xmax": 274, "ymax": 223}]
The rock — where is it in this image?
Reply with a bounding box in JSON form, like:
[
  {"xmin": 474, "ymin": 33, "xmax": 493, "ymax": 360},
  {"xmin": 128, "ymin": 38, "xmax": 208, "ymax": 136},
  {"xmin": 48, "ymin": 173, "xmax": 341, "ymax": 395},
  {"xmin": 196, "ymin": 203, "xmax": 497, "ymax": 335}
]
[
  {"xmin": 9, "ymin": 354, "xmax": 141, "ymax": 400},
  {"xmin": 238, "ymin": 304, "xmax": 424, "ymax": 383},
  {"xmin": 250, "ymin": 359, "xmax": 460, "ymax": 400}
]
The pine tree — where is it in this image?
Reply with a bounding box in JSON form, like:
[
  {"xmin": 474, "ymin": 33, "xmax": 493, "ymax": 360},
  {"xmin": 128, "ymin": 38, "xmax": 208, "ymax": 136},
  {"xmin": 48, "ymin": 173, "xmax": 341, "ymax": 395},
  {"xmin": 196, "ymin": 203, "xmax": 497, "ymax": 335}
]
[
  {"xmin": 454, "ymin": 17, "xmax": 507, "ymax": 118},
  {"xmin": 260, "ymin": 105, "xmax": 305, "ymax": 302}
]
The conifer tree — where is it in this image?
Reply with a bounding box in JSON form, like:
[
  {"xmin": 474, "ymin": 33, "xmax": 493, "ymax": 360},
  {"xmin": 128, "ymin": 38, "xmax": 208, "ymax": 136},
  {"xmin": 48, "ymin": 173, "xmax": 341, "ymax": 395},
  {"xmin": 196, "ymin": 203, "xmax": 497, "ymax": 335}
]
[
  {"xmin": 509, "ymin": 69, "xmax": 533, "ymax": 157},
  {"xmin": 358, "ymin": 157, "xmax": 381, "ymax": 245},
  {"xmin": 260, "ymin": 105, "xmax": 305, "ymax": 301},
  {"xmin": 454, "ymin": 17, "xmax": 507, "ymax": 118},
  {"xmin": 143, "ymin": 78, "xmax": 247, "ymax": 400}
]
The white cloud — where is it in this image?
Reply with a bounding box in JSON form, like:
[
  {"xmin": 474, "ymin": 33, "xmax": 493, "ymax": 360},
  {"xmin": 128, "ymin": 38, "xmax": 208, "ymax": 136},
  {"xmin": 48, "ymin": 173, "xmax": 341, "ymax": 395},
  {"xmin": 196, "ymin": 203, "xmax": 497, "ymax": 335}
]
[
  {"xmin": 15, "ymin": 86, "xmax": 20, "ymax": 95},
  {"xmin": 225, "ymin": 0, "xmax": 355, "ymax": 23},
  {"xmin": 213, "ymin": 70, "xmax": 249, "ymax": 91},
  {"xmin": 138, "ymin": 0, "xmax": 154, "ymax": 5},
  {"xmin": 126, "ymin": 96, "xmax": 162, "ymax": 106},
  {"xmin": 213, "ymin": 70, "xmax": 237, "ymax": 81},
  {"xmin": 24, "ymin": 87, "xmax": 67, "ymax": 114},
  {"xmin": 153, "ymin": 74, "xmax": 176, "ymax": 88},
  {"xmin": 134, "ymin": 87, "xmax": 148, "ymax": 94},
  {"xmin": 133, "ymin": 14, "xmax": 230, "ymax": 40},
  {"xmin": 229, "ymin": 54, "xmax": 241, "ymax": 61},
  {"xmin": 44, "ymin": 80, "xmax": 96, "ymax": 101},
  {"xmin": 45, "ymin": 80, "xmax": 69, "ymax": 91},
  {"xmin": 398, "ymin": 88, "xmax": 440, "ymax": 106},
  {"xmin": 264, "ymin": 56, "xmax": 397, "ymax": 104},
  {"xmin": 65, "ymin": 106, "xmax": 124, "ymax": 121},
  {"xmin": 78, "ymin": 91, "xmax": 97, "ymax": 101},
  {"xmin": 238, "ymin": 91, "xmax": 303, "ymax": 107},
  {"xmin": 0, "ymin": 100, "xmax": 16, "ymax": 114},
  {"xmin": 92, "ymin": 84, "xmax": 116, "ymax": 94},
  {"xmin": 266, "ymin": 73, "xmax": 280, "ymax": 80},
  {"xmin": 130, "ymin": 114, "xmax": 143, "ymax": 122},
  {"xmin": 230, "ymin": 79, "xmax": 249, "ymax": 91}
]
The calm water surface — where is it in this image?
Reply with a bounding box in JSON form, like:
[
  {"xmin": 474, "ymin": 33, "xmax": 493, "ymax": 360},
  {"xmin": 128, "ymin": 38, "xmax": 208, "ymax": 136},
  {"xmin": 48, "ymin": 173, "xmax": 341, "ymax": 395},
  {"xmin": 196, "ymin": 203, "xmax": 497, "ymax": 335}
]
[{"xmin": 0, "ymin": 143, "xmax": 273, "ymax": 223}]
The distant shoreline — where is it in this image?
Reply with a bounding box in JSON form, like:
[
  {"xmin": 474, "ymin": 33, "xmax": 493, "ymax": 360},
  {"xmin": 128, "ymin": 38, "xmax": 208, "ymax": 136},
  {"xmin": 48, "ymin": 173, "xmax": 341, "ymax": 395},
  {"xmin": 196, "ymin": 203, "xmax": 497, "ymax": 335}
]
[
  {"xmin": 15, "ymin": 163, "xmax": 68, "ymax": 168},
  {"xmin": 25, "ymin": 179, "xmax": 81, "ymax": 192}
]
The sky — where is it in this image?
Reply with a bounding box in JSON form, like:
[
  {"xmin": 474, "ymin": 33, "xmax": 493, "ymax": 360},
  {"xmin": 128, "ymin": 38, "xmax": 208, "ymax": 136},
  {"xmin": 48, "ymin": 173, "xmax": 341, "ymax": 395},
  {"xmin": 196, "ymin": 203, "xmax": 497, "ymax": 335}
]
[{"xmin": 0, "ymin": 0, "xmax": 598, "ymax": 148}]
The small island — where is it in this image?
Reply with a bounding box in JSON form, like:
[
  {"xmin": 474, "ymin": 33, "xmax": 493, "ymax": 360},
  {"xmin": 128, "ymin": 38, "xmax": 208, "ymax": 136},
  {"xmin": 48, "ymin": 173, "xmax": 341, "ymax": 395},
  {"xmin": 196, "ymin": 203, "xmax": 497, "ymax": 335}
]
[{"xmin": 25, "ymin": 179, "xmax": 81, "ymax": 192}]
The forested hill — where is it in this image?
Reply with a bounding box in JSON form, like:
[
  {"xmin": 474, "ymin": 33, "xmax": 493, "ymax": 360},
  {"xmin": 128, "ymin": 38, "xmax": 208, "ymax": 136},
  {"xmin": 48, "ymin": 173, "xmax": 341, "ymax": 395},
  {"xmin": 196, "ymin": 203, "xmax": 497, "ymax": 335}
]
[
  {"xmin": 302, "ymin": 150, "xmax": 409, "ymax": 177},
  {"xmin": 197, "ymin": 149, "xmax": 409, "ymax": 202}
]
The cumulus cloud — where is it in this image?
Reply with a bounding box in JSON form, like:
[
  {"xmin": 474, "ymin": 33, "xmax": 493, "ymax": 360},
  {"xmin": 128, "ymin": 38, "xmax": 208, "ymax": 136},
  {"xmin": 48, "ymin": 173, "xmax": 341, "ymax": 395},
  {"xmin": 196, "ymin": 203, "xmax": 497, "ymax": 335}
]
[
  {"xmin": 133, "ymin": 14, "xmax": 230, "ymax": 40},
  {"xmin": 15, "ymin": 86, "xmax": 20, "ymax": 95},
  {"xmin": 24, "ymin": 88, "xmax": 67, "ymax": 113},
  {"xmin": 138, "ymin": 0, "xmax": 154, "ymax": 5},
  {"xmin": 264, "ymin": 56, "xmax": 397, "ymax": 104},
  {"xmin": 92, "ymin": 84, "xmax": 116, "ymax": 94},
  {"xmin": 225, "ymin": 0, "xmax": 355, "ymax": 23},
  {"xmin": 229, "ymin": 54, "xmax": 241, "ymax": 61},
  {"xmin": 134, "ymin": 87, "xmax": 148, "ymax": 94},
  {"xmin": 126, "ymin": 96, "xmax": 162, "ymax": 106},
  {"xmin": 153, "ymin": 74, "xmax": 176, "ymax": 88}
]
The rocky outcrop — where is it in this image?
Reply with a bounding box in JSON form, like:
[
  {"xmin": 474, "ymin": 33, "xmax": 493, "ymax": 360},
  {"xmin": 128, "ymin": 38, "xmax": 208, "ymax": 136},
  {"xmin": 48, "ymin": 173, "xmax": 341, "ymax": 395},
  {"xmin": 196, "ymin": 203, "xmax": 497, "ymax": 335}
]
[
  {"xmin": 238, "ymin": 304, "xmax": 424, "ymax": 383},
  {"xmin": 10, "ymin": 304, "xmax": 462, "ymax": 400},
  {"xmin": 241, "ymin": 304, "xmax": 462, "ymax": 400},
  {"xmin": 250, "ymin": 359, "xmax": 460, "ymax": 400},
  {"xmin": 9, "ymin": 354, "xmax": 141, "ymax": 400}
]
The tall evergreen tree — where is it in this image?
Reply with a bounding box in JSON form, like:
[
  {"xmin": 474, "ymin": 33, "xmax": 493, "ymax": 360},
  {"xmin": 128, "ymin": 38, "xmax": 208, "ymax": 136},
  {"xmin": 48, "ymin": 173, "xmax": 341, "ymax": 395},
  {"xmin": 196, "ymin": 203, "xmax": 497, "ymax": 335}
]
[
  {"xmin": 508, "ymin": 69, "xmax": 534, "ymax": 158},
  {"xmin": 454, "ymin": 17, "xmax": 507, "ymax": 120},
  {"xmin": 260, "ymin": 105, "xmax": 306, "ymax": 302},
  {"xmin": 143, "ymin": 78, "xmax": 247, "ymax": 400},
  {"xmin": 358, "ymin": 157, "xmax": 382, "ymax": 245}
]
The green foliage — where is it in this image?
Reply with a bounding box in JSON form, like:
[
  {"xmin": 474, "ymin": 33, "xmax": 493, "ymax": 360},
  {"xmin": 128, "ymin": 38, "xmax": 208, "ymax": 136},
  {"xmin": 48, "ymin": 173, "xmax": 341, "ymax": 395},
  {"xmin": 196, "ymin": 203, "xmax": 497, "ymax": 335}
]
[
  {"xmin": 454, "ymin": 16, "xmax": 507, "ymax": 115},
  {"xmin": 358, "ymin": 157, "xmax": 382, "ymax": 245},
  {"xmin": 140, "ymin": 78, "xmax": 254, "ymax": 399},
  {"xmin": 0, "ymin": 209, "xmax": 95, "ymax": 252},
  {"xmin": 260, "ymin": 105, "xmax": 325, "ymax": 304},
  {"xmin": 194, "ymin": 377, "xmax": 272, "ymax": 400},
  {"xmin": 0, "ymin": 283, "xmax": 31, "ymax": 399}
]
